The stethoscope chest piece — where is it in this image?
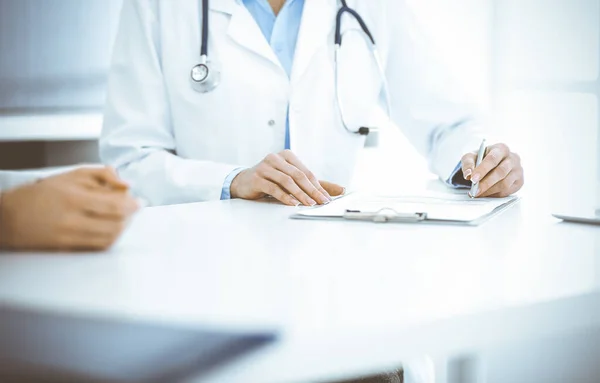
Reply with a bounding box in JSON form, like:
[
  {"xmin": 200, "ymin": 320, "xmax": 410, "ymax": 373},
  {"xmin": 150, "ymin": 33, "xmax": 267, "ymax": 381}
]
[{"xmin": 190, "ymin": 58, "xmax": 220, "ymax": 93}]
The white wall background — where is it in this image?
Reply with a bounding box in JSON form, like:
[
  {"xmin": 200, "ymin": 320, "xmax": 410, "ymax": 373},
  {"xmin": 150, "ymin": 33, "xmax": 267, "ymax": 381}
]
[
  {"xmin": 352, "ymin": 0, "xmax": 494, "ymax": 193},
  {"xmin": 354, "ymin": 0, "xmax": 600, "ymax": 212},
  {"xmin": 493, "ymin": 0, "xmax": 600, "ymax": 211},
  {"xmin": 0, "ymin": 0, "xmax": 122, "ymax": 111}
]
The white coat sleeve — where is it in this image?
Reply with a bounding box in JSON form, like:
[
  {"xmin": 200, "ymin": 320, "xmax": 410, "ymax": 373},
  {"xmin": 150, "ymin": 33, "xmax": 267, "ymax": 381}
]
[
  {"xmin": 382, "ymin": 0, "xmax": 487, "ymax": 182},
  {"xmin": 0, "ymin": 170, "xmax": 52, "ymax": 190},
  {"xmin": 100, "ymin": 0, "xmax": 240, "ymax": 206},
  {"xmin": 0, "ymin": 172, "xmax": 32, "ymax": 191}
]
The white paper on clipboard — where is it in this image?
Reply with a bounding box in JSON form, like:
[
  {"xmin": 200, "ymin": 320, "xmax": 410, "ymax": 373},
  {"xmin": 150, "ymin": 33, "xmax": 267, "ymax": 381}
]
[{"xmin": 291, "ymin": 192, "xmax": 519, "ymax": 224}]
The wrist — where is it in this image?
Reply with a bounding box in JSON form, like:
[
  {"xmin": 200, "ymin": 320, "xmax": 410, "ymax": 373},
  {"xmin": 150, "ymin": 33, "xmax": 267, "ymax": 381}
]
[{"xmin": 229, "ymin": 169, "xmax": 247, "ymax": 199}]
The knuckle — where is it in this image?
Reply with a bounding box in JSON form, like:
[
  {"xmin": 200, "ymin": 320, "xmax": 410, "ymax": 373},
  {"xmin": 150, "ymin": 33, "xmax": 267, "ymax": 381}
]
[
  {"xmin": 487, "ymin": 151, "xmax": 501, "ymax": 163},
  {"xmin": 250, "ymin": 171, "xmax": 263, "ymax": 184},
  {"xmin": 259, "ymin": 164, "xmax": 274, "ymax": 178},
  {"xmin": 282, "ymin": 175, "xmax": 295, "ymax": 189},
  {"xmin": 499, "ymin": 161, "xmax": 512, "ymax": 175},
  {"xmin": 496, "ymin": 143, "xmax": 510, "ymax": 153},
  {"xmin": 264, "ymin": 153, "xmax": 277, "ymax": 163},
  {"xmin": 291, "ymin": 169, "xmax": 305, "ymax": 180},
  {"xmin": 254, "ymin": 165, "xmax": 267, "ymax": 177},
  {"xmin": 265, "ymin": 184, "xmax": 277, "ymax": 196}
]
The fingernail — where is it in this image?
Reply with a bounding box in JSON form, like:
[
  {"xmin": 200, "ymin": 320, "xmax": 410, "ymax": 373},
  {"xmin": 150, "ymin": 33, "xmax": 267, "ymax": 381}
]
[
  {"xmin": 317, "ymin": 195, "xmax": 330, "ymax": 204},
  {"xmin": 471, "ymin": 174, "xmax": 481, "ymax": 184},
  {"xmin": 291, "ymin": 199, "xmax": 301, "ymax": 206},
  {"xmin": 307, "ymin": 199, "xmax": 317, "ymax": 206},
  {"xmin": 464, "ymin": 169, "xmax": 472, "ymax": 180}
]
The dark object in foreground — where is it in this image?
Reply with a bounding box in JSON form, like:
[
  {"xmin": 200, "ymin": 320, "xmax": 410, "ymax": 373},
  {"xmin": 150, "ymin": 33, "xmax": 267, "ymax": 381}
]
[{"xmin": 0, "ymin": 305, "xmax": 275, "ymax": 383}]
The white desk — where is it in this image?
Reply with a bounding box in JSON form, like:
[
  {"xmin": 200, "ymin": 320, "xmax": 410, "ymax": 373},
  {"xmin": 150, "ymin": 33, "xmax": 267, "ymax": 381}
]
[{"xmin": 0, "ymin": 187, "xmax": 599, "ymax": 383}]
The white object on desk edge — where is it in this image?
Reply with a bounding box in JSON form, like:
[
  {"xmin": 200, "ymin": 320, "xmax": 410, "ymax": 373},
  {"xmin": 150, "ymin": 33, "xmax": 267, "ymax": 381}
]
[{"xmin": 0, "ymin": 113, "xmax": 102, "ymax": 141}]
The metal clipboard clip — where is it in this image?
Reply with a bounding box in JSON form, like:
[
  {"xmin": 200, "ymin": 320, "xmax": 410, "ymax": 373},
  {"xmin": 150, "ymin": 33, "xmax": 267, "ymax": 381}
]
[{"xmin": 343, "ymin": 208, "xmax": 428, "ymax": 223}]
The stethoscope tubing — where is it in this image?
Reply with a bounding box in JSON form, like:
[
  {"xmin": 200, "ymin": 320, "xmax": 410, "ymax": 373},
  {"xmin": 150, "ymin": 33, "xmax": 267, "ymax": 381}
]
[{"xmin": 192, "ymin": 0, "xmax": 392, "ymax": 134}]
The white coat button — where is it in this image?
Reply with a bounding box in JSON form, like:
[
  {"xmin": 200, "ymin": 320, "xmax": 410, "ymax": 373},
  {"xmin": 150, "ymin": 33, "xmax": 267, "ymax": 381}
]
[{"xmin": 268, "ymin": 119, "xmax": 276, "ymax": 126}]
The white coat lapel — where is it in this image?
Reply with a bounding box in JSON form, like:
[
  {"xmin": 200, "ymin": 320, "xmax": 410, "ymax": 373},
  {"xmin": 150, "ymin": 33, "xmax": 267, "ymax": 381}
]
[
  {"xmin": 290, "ymin": 0, "xmax": 337, "ymax": 84},
  {"xmin": 209, "ymin": 0, "xmax": 282, "ymax": 71}
]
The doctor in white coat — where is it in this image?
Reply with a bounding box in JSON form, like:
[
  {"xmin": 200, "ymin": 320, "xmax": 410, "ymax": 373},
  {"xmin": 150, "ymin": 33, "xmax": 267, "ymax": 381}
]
[{"xmin": 101, "ymin": 0, "xmax": 524, "ymax": 208}]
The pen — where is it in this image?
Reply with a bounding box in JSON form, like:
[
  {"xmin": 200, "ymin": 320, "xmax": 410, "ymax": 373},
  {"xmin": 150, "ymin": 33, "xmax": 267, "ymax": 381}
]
[{"xmin": 469, "ymin": 139, "xmax": 486, "ymax": 198}]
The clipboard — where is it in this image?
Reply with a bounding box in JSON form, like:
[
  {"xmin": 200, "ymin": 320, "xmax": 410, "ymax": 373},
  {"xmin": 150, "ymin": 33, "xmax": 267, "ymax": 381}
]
[{"xmin": 290, "ymin": 193, "xmax": 520, "ymax": 226}]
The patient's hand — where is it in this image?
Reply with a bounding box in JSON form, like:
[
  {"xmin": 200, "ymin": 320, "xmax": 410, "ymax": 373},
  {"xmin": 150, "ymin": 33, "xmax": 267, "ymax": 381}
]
[{"xmin": 0, "ymin": 167, "xmax": 139, "ymax": 251}]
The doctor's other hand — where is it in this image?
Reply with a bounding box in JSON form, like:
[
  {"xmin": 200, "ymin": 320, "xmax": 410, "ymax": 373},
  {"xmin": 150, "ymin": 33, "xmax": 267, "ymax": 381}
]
[
  {"xmin": 230, "ymin": 150, "xmax": 344, "ymax": 206},
  {"xmin": 0, "ymin": 167, "xmax": 139, "ymax": 251},
  {"xmin": 461, "ymin": 143, "xmax": 524, "ymax": 198}
]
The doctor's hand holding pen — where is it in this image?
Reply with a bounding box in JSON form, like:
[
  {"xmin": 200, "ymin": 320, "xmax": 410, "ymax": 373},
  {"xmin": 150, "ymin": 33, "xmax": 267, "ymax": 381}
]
[
  {"xmin": 461, "ymin": 143, "xmax": 524, "ymax": 198},
  {"xmin": 230, "ymin": 150, "xmax": 345, "ymax": 206},
  {"xmin": 0, "ymin": 167, "xmax": 139, "ymax": 251}
]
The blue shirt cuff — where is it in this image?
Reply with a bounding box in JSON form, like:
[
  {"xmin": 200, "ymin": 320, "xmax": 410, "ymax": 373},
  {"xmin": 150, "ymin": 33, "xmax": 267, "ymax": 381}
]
[
  {"xmin": 221, "ymin": 168, "xmax": 246, "ymax": 200},
  {"xmin": 445, "ymin": 161, "xmax": 471, "ymax": 189}
]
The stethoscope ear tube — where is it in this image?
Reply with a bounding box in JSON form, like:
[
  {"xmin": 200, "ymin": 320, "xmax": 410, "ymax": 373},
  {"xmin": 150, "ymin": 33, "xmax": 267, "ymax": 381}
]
[
  {"xmin": 201, "ymin": 0, "xmax": 209, "ymax": 57},
  {"xmin": 191, "ymin": 0, "xmax": 391, "ymax": 135},
  {"xmin": 335, "ymin": 6, "xmax": 376, "ymax": 46},
  {"xmin": 334, "ymin": 5, "xmax": 392, "ymax": 135}
]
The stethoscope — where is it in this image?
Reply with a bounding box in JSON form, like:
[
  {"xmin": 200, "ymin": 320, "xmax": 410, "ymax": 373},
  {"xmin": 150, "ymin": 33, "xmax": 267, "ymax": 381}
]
[{"xmin": 190, "ymin": 0, "xmax": 392, "ymax": 136}]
